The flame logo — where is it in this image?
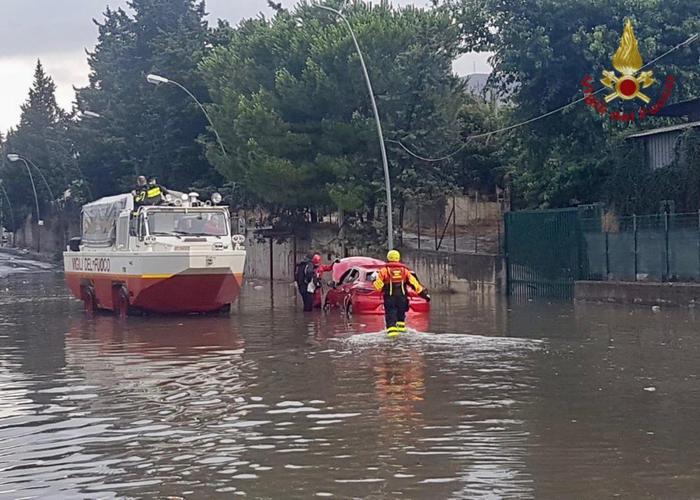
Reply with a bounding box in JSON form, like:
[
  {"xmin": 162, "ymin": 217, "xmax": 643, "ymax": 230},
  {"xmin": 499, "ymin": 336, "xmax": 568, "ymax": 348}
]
[
  {"xmin": 612, "ymin": 20, "xmax": 643, "ymax": 75},
  {"xmin": 601, "ymin": 20, "xmax": 656, "ymax": 104}
]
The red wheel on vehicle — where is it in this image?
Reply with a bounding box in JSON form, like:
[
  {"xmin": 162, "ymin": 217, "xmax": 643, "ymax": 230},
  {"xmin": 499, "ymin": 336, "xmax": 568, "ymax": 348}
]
[
  {"xmin": 82, "ymin": 286, "xmax": 96, "ymax": 316},
  {"xmin": 115, "ymin": 287, "xmax": 129, "ymax": 319}
]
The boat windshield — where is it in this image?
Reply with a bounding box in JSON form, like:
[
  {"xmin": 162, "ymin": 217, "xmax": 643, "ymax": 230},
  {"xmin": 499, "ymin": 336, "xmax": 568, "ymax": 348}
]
[{"xmin": 147, "ymin": 210, "xmax": 229, "ymax": 237}]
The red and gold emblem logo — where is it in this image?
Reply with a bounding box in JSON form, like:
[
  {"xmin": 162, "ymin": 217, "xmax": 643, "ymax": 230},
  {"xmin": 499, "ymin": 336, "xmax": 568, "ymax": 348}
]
[
  {"xmin": 582, "ymin": 20, "xmax": 675, "ymax": 122},
  {"xmin": 601, "ymin": 20, "xmax": 655, "ymax": 103}
]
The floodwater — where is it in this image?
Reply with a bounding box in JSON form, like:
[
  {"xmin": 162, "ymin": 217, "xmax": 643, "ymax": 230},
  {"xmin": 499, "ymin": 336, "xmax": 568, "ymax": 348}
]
[{"xmin": 2, "ymin": 254, "xmax": 700, "ymax": 498}]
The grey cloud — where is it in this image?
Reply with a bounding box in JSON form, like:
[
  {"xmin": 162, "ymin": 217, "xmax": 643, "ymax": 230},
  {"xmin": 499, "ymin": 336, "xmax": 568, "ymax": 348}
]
[{"xmin": 0, "ymin": 0, "xmax": 428, "ymax": 58}]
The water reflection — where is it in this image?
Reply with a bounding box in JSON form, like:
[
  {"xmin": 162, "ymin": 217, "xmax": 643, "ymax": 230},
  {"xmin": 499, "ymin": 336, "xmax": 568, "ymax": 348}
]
[{"xmin": 3, "ymin": 269, "xmax": 700, "ymax": 497}]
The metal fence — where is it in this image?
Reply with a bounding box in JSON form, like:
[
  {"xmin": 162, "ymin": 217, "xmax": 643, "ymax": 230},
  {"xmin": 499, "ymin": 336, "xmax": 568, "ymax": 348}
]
[
  {"xmin": 402, "ymin": 196, "xmax": 504, "ymax": 255},
  {"xmin": 581, "ymin": 212, "xmax": 700, "ymax": 282},
  {"xmin": 505, "ymin": 208, "xmax": 583, "ymax": 299}
]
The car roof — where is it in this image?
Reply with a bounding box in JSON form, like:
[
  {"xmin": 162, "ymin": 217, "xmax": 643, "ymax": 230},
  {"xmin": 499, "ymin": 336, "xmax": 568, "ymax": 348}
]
[
  {"xmin": 331, "ymin": 257, "xmax": 384, "ymax": 282},
  {"xmin": 331, "ymin": 256, "xmax": 416, "ymax": 282}
]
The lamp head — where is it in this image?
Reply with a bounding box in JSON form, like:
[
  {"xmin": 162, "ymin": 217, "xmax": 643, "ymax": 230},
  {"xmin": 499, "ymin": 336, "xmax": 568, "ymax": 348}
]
[
  {"xmin": 6, "ymin": 154, "xmax": 20, "ymax": 162},
  {"xmin": 146, "ymin": 74, "xmax": 170, "ymax": 85}
]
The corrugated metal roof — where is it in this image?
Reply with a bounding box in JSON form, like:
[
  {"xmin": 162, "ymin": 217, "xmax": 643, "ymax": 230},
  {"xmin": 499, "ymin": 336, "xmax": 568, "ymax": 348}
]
[{"xmin": 626, "ymin": 120, "xmax": 700, "ymax": 139}]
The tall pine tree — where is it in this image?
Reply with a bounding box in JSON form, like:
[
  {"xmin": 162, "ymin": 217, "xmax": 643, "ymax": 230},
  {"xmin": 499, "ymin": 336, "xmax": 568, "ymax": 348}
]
[
  {"xmin": 2, "ymin": 61, "xmax": 73, "ymax": 226},
  {"xmin": 74, "ymin": 0, "xmax": 219, "ymax": 197}
]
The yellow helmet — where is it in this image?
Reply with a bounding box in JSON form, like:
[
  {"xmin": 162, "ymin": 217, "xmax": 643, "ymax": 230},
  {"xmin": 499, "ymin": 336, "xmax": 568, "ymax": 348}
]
[{"xmin": 387, "ymin": 250, "xmax": 401, "ymax": 262}]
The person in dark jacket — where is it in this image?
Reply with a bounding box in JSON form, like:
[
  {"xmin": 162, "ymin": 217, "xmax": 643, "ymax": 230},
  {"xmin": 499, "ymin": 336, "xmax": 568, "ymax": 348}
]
[
  {"xmin": 295, "ymin": 254, "xmax": 338, "ymax": 311},
  {"xmin": 295, "ymin": 255, "xmax": 317, "ymax": 312}
]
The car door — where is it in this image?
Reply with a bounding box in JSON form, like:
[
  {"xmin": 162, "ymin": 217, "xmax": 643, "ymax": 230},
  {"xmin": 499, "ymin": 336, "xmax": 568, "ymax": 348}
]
[
  {"xmin": 338, "ymin": 268, "xmax": 360, "ymax": 305},
  {"xmin": 327, "ymin": 268, "xmax": 355, "ymax": 307},
  {"xmin": 325, "ymin": 269, "xmax": 347, "ymax": 307}
]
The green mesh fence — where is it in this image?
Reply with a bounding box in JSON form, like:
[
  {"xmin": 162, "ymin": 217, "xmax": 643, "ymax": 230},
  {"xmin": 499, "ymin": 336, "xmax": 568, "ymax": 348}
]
[
  {"xmin": 505, "ymin": 208, "xmax": 583, "ymax": 299},
  {"xmin": 581, "ymin": 212, "xmax": 700, "ymax": 282}
]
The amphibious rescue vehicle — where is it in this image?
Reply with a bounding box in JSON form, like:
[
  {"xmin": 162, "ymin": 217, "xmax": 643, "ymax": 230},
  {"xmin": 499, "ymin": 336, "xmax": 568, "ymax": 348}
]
[{"xmin": 64, "ymin": 191, "xmax": 246, "ymax": 315}]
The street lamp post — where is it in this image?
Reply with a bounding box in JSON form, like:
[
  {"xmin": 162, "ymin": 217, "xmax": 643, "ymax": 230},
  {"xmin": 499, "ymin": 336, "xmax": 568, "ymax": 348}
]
[
  {"xmin": 23, "ymin": 157, "xmax": 56, "ymax": 203},
  {"xmin": 146, "ymin": 74, "xmax": 229, "ymax": 158},
  {"xmin": 312, "ymin": 3, "xmax": 394, "ymax": 249},
  {"xmin": 7, "ymin": 154, "xmax": 43, "ymax": 252}
]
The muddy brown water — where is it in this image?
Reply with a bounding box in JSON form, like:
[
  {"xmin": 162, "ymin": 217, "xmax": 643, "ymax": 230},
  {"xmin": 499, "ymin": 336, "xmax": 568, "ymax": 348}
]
[{"xmin": 2, "ymin": 256, "xmax": 700, "ymax": 498}]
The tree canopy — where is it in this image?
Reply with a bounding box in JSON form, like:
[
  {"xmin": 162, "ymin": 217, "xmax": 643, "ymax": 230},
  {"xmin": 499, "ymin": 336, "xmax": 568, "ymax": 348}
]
[
  {"xmin": 447, "ymin": 0, "xmax": 700, "ymax": 211},
  {"xmin": 3, "ymin": 0, "xmax": 700, "ymax": 236},
  {"xmin": 73, "ymin": 0, "xmax": 220, "ymax": 198},
  {"xmin": 200, "ymin": 1, "xmax": 470, "ymax": 235}
]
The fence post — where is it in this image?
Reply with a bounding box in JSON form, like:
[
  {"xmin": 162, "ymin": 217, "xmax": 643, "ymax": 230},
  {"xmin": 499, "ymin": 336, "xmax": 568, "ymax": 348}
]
[
  {"xmin": 665, "ymin": 212, "xmax": 670, "ymax": 281},
  {"xmin": 434, "ymin": 211, "xmax": 438, "ymax": 251},
  {"xmin": 504, "ymin": 213, "xmax": 510, "ymax": 296},
  {"xmin": 633, "ymin": 214, "xmax": 638, "ymax": 281},
  {"xmin": 605, "ymin": 231, "xmax": 610, "ymax": 279},
  {"xmin": 497, "ymin": 218, "xmax": 502, "ymax": 255},
  {"xmin": 417, "ymin": 202, "xmax": 421, "ymax": 251},
  {"xmin": 453, "ymin": 194, "xmax": 457, "ymax": 252},
  {"xmin": 697, "ymin": 210, "xmax": 700, "ymax": 278},
  {"xmin": 269, "ymin": 237, "xmax": 274, "ymax": 282},
  {"xmin": 293, "ymin": 235, "xmax": 297, "ymax": 269}
]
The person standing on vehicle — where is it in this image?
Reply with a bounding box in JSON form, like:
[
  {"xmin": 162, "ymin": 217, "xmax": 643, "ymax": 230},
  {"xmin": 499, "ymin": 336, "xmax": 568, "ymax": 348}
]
[
  {"xmin": 373, "ymin": 250, "xmax": 430, "ymax": 337},
  {"xmin": 132, "ymin": 175, "xmax": 164, "ymax": 206},
  {"xmin": 143, "ymin": 177, "xmax": 166, "ymax": 205},
  {"xmin": 131, "ymin": 175, "xmax": 149, "ymax": 217}
]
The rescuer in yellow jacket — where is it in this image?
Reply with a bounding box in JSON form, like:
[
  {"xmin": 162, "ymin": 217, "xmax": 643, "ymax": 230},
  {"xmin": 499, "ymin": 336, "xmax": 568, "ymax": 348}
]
[
  {"xmin": 373, "ymin": 250, "xmax": 430, "ymax": 337},
  {"xmin": 133, "ymin": 175, "xmax": 166, "ymax": 209}
]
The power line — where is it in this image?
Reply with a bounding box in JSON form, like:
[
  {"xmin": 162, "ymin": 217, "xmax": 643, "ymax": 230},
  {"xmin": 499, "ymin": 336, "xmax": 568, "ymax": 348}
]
[{"xmin": 391, "ymin": 33, "xmax": 699, "ymax": 163}]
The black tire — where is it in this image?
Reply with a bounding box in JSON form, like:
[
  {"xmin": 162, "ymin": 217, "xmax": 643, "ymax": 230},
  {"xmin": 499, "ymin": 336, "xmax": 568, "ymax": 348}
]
[
  {"xmin": 114, "ymin": 286, "xmax": 129, "ymax": 319},
  {"xmin": 218, "ymin": 304, "xmax": 232, "ymax": 316},
  {"xmin": 82, "ymin": 286, "xmax": 96, "ymax": 316}
]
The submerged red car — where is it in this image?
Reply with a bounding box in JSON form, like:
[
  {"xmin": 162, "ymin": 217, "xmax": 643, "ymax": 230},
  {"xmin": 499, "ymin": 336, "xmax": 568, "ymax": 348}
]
[{"xmin": 323, "ymin": 257, "xmax": 430, "ymax": 315}]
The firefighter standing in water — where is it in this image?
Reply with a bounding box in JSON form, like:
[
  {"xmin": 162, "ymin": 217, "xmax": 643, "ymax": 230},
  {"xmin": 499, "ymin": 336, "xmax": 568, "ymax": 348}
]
[{"xmin": 373, "ymin": 250, "xmax": 430, "ymax": 337}]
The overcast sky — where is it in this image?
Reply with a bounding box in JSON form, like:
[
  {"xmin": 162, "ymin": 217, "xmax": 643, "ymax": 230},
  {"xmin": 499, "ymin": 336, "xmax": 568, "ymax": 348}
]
[{"xmin": 0, "ymin": 0, "xmax": 491, "ymax": 134}]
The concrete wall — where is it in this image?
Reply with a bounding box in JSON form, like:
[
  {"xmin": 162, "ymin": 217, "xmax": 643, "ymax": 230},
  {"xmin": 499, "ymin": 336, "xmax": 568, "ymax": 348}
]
[
  {"xmin": 575, "ymin": 280, "xmax": 700, "ymax": 307},
  {"xmin": 14, "ymin": 212, "xmax": 81, "ymax": 257},
  {"xmin": 244, "ymin": 229, "xmax": 504, "ymax": 293},
  {"xmin": 403, "ymin": 193, "xmax": 507, "ymax": 229},
  {"xmin": 401, "ymin": 249, "xmax": 502, "ymax": 293}
]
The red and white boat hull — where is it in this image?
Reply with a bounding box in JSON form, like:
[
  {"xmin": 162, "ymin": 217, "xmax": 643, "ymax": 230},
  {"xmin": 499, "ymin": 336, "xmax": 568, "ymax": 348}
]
[{"xmin": 64, "ymin": 251, "xmax": 245, "ymax": 314}]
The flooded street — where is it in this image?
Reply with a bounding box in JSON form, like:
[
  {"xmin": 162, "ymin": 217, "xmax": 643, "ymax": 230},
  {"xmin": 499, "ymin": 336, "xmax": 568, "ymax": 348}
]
[{"xmin": 3, "ymin": 256, "xmax": 700, "ymax": 498}]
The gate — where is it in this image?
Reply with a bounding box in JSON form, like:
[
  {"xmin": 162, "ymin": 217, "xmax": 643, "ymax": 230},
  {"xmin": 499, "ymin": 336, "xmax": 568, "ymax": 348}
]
[{"xmin": 505, "ymin": 208, "xmax": 584, "ymax": 299}]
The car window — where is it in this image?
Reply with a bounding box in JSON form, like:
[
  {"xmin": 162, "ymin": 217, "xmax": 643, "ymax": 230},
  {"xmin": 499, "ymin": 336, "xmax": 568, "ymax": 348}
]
[
  {"xmin": 366, "ymin": 271, "xmax": 378, "ymax": 282},
  {"xmin": 343, "ymin": 269, "xmax": 360, "ymax": 284},
  {"xmin": 337, "ymin": 270, "xmax": 352, "ymax": 284}
]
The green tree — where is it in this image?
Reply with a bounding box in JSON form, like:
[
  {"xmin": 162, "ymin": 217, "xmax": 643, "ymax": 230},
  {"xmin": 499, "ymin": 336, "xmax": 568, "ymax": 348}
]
[
  {"xmin": 449, "ymin": 0, "xmax": 700, "ymax": 211},
  {"xmin": 2, "ymin": 61, "xmax": 74, "ymax": 227},
  {"xmin": 74, "ymin": 0, "xmax": 220, "ymax": 198},
  {"xmin": 201, "ymin": 1, "xmax": 466, "ymax": 242}
]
